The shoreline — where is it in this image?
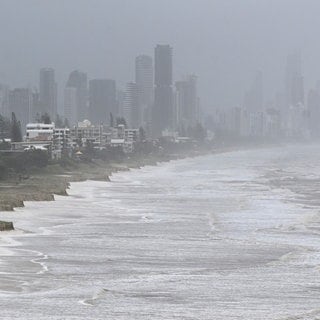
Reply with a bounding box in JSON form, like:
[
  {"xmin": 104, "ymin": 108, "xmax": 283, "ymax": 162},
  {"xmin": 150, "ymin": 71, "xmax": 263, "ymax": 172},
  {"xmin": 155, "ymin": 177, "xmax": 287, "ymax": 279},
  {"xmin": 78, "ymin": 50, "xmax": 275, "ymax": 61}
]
[
  {"xmin": 0, "ymin": 147, "xmax": 213, "ymax": 216},
  {"xmin": 0, "ymin": 144, "xmax": 318, "ymax": 317},
  {"xmin": 0, "ymin": 142, "xmax": 285, "ymax": 231}
]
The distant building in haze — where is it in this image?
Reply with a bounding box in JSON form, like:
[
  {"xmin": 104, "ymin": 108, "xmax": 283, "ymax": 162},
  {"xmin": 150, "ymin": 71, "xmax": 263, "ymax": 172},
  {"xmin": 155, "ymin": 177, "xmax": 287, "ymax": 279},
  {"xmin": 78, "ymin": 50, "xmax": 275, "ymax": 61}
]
[
  {"xmin": 135, "ymin": 55, "xmax": 154, "ymax": 130},
  {"xmin": 64, "ymin": 87, "xmax": 78, "ymax": 126},
  {"xmin": 116, "ymin": 90, "xmax": 125, "ymax": 120},
  {"xmin": 0, "ymin": 85, "xmax": 10, "ymax": 118},
  {"xmin": 8, "ymin": 88, "xmax": 34, "ymax": 131},
  {"xmin": 153, "ymin": 45, "xmax": 173, "ymax": 136},
  {"xmin": 89, "ymin": 79, "xmax": 117, "ymax": 125},
  {"xmin": 285, "ymin": 53, "xmax": 304, "ymax": 109},
  {"xmin": 64, "ymin": 70, "xmax": 88, "ymax": 125},
  {"xmin": 39, "ymin": 68, "xmax": 57, "ymax": 120},
  {"xmin": 243, "ymin": 71, "xmax": 263, "ymax": 112},
  {"xmin": 123, "ymin": 82, "xmax": 139, "ymax": 128},
  {"xmin": 66, "ymin": 70, "xmax": 88, "ymax": 122},
  {"xmin": 175, "ymin": 75, "xmax": 198, "ymax": 129},
  {"xmin": 307, "ymin": 88, "xmax": 320, "ymax": 138},
  {"xmin": 282, "ymin": 53, "xmax": 307, "ymax": 137}
]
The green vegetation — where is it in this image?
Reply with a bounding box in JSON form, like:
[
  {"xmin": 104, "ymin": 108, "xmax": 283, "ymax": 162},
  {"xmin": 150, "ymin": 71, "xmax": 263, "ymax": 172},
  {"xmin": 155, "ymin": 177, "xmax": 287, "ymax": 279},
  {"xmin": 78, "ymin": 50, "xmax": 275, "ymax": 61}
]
[
  {"xmin": 116, "ymin": 117, "xmax": 127, "ymax": 127},
  {"xmin": 0, "ymin": 115, "xmax": 11, "ymax": 140},
  {"xmin": 0, "ymin": 112, "xmax": 22, "ymax": 143},
  {"xmin": 0, "ymin": 150, "xmax": 49, "ymax": 180},
  {"xmin": 0, "ymin": 112, "xmax": 52, "ymax": 181},
  {"xmin": 10, "ymin": 112, "xmax": 22, "ymax": 142}
]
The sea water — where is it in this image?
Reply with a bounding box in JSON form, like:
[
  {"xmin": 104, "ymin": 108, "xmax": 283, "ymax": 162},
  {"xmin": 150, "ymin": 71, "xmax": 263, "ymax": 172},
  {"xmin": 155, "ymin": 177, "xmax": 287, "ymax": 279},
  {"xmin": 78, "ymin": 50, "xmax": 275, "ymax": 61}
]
[{"xmin": 0, "ymin": 145, "xmax": 320, "ymax": 319}]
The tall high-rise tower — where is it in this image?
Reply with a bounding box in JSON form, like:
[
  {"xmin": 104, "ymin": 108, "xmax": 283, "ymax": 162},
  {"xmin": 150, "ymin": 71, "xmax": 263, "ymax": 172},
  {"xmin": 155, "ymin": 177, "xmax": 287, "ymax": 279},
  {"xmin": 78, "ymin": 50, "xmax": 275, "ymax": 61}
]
[
  {"xmin": 64, "ymin": 87, "xmax": 78, "ymax": 126},
  {"xmin": 89, "ymin": 79, "xmax": 117, "ymax": 125},
  {"xmin": 307, "ymin": 88, "xmax": 320, "ymax": 137},
  {"xmin": 175, "ymin": 75, "xmax": 198, "ymax": 129},
  {"xmin": 135, "ymin": 55, "xmax": 153, "ymax": 129},
  {"xmin": 39, "ymin": 68, "xmax": 57, "ymax": 120},
  {"xmin": 123, "ymin": 82, "xmax": 139, "ymax": 128},
  {"xmin": 285, "ymin": 53, "xmax": 304, "ymax": 108},
  {"xmin": 64, "ymin": 70, "xmax": 88, "ymax": 125},
  {"xmin": 244, "ymin": 71, "xmax": 263, "ymax": 113},
  {"xmin": 0, "ymin": 85, "xmax": 10, "ymax": 118},
  {"xmin": 153, "ymin": 45, "xmax": 173, "ymax": 136},
  {"xmin": 8, "ymin": 88, "xmax": 34, "ymax": 131}
]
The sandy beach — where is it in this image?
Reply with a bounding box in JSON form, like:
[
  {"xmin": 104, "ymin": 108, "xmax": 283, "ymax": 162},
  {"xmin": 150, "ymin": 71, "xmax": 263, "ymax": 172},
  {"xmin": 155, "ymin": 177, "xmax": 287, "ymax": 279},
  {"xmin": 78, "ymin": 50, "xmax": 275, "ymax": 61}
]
[
  {"xmin": 0, "ymin": 145, "xmax": 216, "ymax": 215},
  {"xmin": 0, "ymin": 145, "xmax": 319, "ymax": 319}
]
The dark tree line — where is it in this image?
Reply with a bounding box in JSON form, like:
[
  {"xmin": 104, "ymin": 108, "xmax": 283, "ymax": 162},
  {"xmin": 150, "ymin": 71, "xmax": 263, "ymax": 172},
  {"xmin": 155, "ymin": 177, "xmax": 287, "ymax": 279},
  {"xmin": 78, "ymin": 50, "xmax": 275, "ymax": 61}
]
[
  {"xmin": 0, "ymin": 112, "xmax": 71, "ymax": 148},
  {"xmin": 0, "ymin": 112, "xmax": 23, "ymax": 143},
  {"xmin": 11, "ymin": 112, "xmax": 22, "ymax": 142},
  {"xmin": 0, "ymin": 114, "xmax": 11, "ymax": 140},
  {"xmin": 178, "ymin": 122, "xmax": 207, "ymax": 141},
  {"xmin": 109, "ymin": 112, "xmax": 127, "ymax": 128},
  {"xmin": 0, "ymin": 150, "xmax": 49, "ymax": 180}
]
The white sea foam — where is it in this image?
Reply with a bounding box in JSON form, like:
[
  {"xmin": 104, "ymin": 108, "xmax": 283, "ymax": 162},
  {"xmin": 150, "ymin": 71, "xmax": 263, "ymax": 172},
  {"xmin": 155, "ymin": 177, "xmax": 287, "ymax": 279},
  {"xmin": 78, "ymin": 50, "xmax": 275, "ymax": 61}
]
[{"xmin": 0, "ymin": 145, "xmax": 320, "ymax": 319}]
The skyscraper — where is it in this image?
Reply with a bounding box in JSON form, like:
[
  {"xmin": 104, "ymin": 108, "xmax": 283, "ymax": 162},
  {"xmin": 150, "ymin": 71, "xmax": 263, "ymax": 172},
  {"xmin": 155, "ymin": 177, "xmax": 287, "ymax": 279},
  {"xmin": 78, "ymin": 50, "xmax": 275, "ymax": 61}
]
[
  {"xmin": 307, "ymin": 88, "xmax": 320, "ymax": 137},
  {"xmin": 8, "ymin": 88, "xmax": 34, "ymax": 131},
  {"xmin": 153, "ymin": 45, "xmax": 173, "ymax": 136},
  {"xmin": 135, "ymin": 55, "xmax": 154, "ymax": 129},
  {"xmin": 123, "ymin": 82, "xmax": 139, "ymax": 128},
  {"xmin": 39, "ymin": 68, "xmax": 57, "ymax": 120},
  {"xmin": 285, "ymin": 53, "xmax": 304, "ymax": 108},
  {"xmin": 64, "ymin": 87, "xmax": 78, "ymax": 126},
  {"xmin": 116, "ymin": 90, "xmax": 125, "ymax": 119},
  {"xmin": 64, "ymin": 70, "xmax": 88, "ymax": 125},
  {"xmin": 244, "ymin": 71, "xmax": 263, "ymax": 112},
  {"xmin": 175, "ymin": 75, "xmax": 198, "ymax": 129},
  {"xmin": 155, "ymin": 45, "xmax": 172, "ymax": 86},
  {"xmin": 88, "ymin": 79, "xmax": 117, "ymax": 125},
  {"xmin": 0, "ymin": 85, "xmax": 10, "ymax": 118}
]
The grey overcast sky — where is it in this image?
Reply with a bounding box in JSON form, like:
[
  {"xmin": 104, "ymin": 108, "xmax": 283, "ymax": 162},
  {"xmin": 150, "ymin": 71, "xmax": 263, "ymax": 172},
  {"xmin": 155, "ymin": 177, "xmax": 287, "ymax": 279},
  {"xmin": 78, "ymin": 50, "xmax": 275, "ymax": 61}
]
[{"xmin": 0, "ymin": 0, "xmax": 319, "ymax": 112}]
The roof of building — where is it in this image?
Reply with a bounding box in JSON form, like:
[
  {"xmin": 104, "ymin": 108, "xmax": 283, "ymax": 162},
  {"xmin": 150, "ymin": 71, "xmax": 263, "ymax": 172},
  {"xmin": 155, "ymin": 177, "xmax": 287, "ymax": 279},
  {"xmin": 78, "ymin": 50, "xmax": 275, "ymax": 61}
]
[{"xmin": 110, "ymin": 139, "xmax": 125, "ymax": 144}]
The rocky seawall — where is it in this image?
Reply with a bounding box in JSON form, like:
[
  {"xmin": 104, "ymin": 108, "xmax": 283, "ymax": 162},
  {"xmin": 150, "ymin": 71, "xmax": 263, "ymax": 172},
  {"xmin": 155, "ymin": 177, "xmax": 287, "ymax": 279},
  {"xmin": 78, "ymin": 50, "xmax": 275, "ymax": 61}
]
[{"xmin": 0, "ymin": 221, "xmax": 14, "ymax": 231}]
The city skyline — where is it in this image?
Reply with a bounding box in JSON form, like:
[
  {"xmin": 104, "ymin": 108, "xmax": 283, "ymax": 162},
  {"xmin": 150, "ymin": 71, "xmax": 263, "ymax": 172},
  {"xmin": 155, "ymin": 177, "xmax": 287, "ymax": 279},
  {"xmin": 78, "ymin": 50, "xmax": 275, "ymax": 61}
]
[
  {"xmin": 1, "ymin": 47, "xmax": 320, "ymax": 142},
  {"xmin": 2, "ymin": 0, "xmax": 320, "ymax": 112},
  {"xmin": 0, "ymin": 43, "xmax": 203, "ymax": 137},
  {"xmin": 1, "ymin": 0, "xmax": 320, "ymax": 141}
]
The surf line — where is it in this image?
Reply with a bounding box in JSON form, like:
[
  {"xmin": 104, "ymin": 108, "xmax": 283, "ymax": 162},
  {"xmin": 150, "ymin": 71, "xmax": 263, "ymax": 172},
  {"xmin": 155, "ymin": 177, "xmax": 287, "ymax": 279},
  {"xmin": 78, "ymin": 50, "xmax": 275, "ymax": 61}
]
[{"xmin": 17, "ymin": 248, "xmax": 49, "ymax": 274}]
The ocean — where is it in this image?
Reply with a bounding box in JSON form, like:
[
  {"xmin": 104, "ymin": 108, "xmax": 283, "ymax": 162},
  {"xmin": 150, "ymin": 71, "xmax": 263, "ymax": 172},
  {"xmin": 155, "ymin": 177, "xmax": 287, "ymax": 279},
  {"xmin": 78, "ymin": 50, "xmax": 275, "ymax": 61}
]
[{"xmin": 0, "ymin": 145, "xmax": 320, "ymax": 319}]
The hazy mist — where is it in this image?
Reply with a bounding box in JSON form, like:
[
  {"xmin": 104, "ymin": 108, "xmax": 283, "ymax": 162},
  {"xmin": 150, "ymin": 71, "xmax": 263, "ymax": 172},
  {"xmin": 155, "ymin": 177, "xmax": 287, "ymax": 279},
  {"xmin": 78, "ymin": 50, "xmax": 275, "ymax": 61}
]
[{"xmin": 0, "ymin": 0, "xmax": 319, "ymax": 112}]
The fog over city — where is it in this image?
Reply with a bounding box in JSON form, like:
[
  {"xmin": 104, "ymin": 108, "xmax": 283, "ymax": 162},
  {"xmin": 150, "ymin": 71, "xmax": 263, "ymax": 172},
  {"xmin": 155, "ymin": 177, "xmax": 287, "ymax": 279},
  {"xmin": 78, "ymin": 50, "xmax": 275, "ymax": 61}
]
[
  {"xmin": 2, "ymin": 2, "xmax": 320, "ymax": 319},
  {"xmin": 1, "ymin": 0, "xmax": 320, "ymax": 111}
]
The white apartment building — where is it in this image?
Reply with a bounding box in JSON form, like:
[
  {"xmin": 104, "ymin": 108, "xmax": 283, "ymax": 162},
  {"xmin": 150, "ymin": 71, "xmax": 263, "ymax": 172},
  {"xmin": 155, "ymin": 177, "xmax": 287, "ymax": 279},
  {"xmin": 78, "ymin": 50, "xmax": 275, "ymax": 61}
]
[{"xmin": 26, "ymin": 123, "xmax": 55, "ymax": 141}]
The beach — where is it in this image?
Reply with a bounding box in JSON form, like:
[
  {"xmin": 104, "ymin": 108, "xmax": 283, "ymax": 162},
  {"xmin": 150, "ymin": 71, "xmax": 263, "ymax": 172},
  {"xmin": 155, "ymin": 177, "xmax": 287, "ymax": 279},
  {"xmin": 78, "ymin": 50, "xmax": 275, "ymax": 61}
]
[
  {"xmin": 1, "ymin": 145, "xmax": 320, "ymax": 319},
  {"xmin": 0, "ymin": 150, "xmax": 189, "ymax": 213}
]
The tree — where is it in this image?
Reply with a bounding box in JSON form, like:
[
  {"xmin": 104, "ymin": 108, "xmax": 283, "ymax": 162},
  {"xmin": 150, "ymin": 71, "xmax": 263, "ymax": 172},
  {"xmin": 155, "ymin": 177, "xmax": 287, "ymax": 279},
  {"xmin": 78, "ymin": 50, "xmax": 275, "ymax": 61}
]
[
  {"xmin": 0, "ymin": 158, "xmax": 7, "ymax": 180},
  {"xmin": 35, "ymin": 113, "xmax": 41, "ymax": 123},
  {"xmin": 85, "ymin": 140, "xmax": 95, "ymax": 156},
  {"xmin": 0, "ymin": 115, "xmax": 11, "ymax": 139},
  {"xmin": 0, "ymin": 140, "xmax": 10, "ymax": 150},
  {"xmin": 139, "ymin": 126, "xmax": 146, "ymax": 142},
  {"xmin": 55, "ymin": 114, "xmax": 64, "ymax": 128},
  {"xmin": 24, "ymin": 150, "xmax": 49, "ymax": 169},
  {"xmin": 116, "ymin": 117, "xmax": 127, "ymax": 128},
  {"xmin": 11, "ymin": 112, "xmax": 22, "ymax": 142},
  {"xmin": 193, "ymin": 123, "xmax": 207, "ymax": 142},
  {"xmin": 4, "ymin": 150, "xmax": 49, "ymax": 174},
  {"xmin": 64, "ymin": 118, "xmax": 70, "ymax": 128},
  {"xmin": 187, "ymin": 125, "xmax": 193, "ymax": 138},
  {"xmin": 179, "ymin": 124, "xmax": 186, "ymax": 137},
  {"xmin": 41, "ymin": 113, "xmax": 51, "ymax": 124},
  {"xmin": 76, "ymin": 132, "xmax": 83, "ymax": 148},
  {"xmin": 110, "ymin": 112, "xmax": 114, "ymax": 127}
]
